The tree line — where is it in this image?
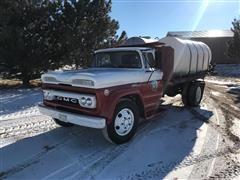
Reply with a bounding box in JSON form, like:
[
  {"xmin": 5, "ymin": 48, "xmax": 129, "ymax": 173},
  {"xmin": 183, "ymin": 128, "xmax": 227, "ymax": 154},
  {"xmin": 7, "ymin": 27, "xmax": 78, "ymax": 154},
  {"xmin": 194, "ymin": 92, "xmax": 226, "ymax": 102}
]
[
  {"xmin": 228, "ymin": 18, "xmax": 240, "ymax": 59},
  {"xmin": 0, "ymin": 0, "xmax": 239, "ymax": 86},
  {"xmin": 0, "ymin": 0, "xmax": 127, "ymax": 85}
]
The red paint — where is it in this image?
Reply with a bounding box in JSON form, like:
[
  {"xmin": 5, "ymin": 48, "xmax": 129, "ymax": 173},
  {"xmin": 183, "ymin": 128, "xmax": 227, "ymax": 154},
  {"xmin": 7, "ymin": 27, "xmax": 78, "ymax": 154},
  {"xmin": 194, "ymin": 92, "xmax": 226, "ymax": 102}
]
[{"xmin": 42, "ymin": 80, "xmax": 163, "ymax": 124}]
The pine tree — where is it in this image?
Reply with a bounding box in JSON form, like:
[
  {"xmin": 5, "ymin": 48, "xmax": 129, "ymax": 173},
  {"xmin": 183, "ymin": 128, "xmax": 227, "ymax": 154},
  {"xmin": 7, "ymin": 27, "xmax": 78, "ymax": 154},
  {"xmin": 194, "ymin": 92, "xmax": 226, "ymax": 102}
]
[
  {"xmin": 59, "ymin": 0, "xmax": 121, "ymax": 68},
  {"xmin": 0, "ymin": 0, "xmax": 126, "ymax": 85},
  {"xmin": 228, "ymin": 18, "xmax": 240, "ymax": 59},
  {"xmin": 0, "ymin": 0, "xmax": 62, "ymax": 85}
]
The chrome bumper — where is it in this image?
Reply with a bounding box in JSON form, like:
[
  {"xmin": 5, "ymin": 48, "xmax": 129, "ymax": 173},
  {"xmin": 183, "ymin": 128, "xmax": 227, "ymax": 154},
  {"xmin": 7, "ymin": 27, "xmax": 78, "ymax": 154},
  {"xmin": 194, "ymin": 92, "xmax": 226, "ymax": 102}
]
[{"xmin": 38, "ymin": 103, "xmax": 106, "ymax": 129}]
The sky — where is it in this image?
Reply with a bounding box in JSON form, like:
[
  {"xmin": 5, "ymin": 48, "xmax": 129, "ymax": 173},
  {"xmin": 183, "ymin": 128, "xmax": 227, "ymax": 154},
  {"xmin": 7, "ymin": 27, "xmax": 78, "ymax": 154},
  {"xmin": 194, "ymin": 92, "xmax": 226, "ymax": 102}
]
[{"xmin": 110, "ymin": 0, "xmax": 240, "ymax": 38}]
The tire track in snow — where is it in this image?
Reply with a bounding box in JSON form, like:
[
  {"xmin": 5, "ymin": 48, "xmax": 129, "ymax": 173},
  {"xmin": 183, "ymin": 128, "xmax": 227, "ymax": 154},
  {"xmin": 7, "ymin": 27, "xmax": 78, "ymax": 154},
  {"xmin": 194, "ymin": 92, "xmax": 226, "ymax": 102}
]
[
  {"xmin": 0, "ymin": 137, "xmax": 70, "ymax": 179},
  {"xmin": 0, "ymin": 115, "xmax": 58, "ymax": 147},
  {"xmin": 44, "ymin": 118, "xmax": 158, "ymax": 180},
  {"xmin": 125, "ymin": 143, "xmax": 239, "ymax": 180},
  {"xmin": 0, "ymin": 126, "xmax": 90, "ymax": 179},
  {"xmin": 124, "ymin": 98, "xmax": 237, "ymax": 180},
  {"xmin": 187, "ymin": 104, "xmax": 220, "ymax": 179}
]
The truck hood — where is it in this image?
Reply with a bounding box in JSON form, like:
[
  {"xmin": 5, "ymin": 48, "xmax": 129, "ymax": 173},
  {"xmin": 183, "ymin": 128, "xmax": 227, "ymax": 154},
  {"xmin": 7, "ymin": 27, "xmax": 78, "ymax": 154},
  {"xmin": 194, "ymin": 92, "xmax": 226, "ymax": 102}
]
[{"xmin": 41, "ymin": 68, "xmax": 162, "ymax": 89}]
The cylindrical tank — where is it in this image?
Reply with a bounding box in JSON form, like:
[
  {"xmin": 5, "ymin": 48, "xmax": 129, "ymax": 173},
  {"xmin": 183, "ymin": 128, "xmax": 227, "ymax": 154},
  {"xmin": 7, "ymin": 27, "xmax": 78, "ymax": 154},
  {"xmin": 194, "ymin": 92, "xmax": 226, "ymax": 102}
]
[{"xmin": 159, "ymin": 37, "xmax": 212, "ymax": 76}]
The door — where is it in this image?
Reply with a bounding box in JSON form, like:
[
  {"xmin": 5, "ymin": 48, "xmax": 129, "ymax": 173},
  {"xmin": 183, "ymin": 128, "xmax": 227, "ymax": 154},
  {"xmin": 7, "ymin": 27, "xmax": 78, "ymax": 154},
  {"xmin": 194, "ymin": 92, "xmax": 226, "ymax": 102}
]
[{"xmin": 142, "ymin": 50, "xmax": 164, "ymax": 117}]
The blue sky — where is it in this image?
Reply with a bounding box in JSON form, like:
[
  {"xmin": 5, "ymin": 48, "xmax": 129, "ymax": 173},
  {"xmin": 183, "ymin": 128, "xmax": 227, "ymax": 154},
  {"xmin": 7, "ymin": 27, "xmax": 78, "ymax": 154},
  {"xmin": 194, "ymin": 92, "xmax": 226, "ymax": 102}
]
[{"xmin": 110, "ymin": 0, "xmax": 240, "ymax": 38}]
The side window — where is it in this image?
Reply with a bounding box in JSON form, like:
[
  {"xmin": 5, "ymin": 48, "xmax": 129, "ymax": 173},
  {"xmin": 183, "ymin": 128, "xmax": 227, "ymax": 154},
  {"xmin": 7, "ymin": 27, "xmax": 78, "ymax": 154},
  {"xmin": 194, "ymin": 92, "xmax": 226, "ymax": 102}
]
[
  {"xmin": 143, "ymin": 52, "xmax": 155, "ymax": 68},
  {"xmin": 143, "ymin": 53, "xmax": 148, "ymax": 68},
  {"xmin": 147, "ymin": 53, "xmax": 155, "ymax": 68}
]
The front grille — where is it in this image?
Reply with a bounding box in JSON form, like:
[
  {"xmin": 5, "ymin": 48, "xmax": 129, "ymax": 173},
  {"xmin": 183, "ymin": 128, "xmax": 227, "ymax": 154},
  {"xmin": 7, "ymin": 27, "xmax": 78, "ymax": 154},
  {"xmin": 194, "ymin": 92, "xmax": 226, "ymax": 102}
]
[
  {"xmin": 55, "ymin": 95, "xmax": 79, "ymax": 105},
  {"xmin": 50, "ymin": 100, "xmax": 80, "ymax": 108},
  {"xmin": 42, "ymin": 84, "xmax": 97, "ymax": 112}
]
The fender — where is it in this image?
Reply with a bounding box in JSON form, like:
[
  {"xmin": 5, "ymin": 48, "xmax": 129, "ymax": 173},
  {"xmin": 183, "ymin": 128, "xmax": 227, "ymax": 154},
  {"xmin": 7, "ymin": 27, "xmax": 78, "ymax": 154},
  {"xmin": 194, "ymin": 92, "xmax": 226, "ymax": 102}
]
[{"xmin": 100, "ymin": 84, "xmax": 145, "ymax": 124}]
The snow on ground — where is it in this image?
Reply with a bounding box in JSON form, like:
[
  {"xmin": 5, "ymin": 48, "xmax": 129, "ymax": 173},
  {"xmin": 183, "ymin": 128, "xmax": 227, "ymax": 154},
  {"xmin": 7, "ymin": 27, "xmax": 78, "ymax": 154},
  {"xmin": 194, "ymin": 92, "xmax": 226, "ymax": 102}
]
[
  {"xmin": 0, "ymin": 88, "xmax": 216, "ymax": 179},
  {"xmin": 0, "ymin": 64, "xmax": 239, "ymax": 179},
  {"xmin": 206, "ymin": 64, "xmax": 240, "ymax": 86},
  {"xmin": 0, "ymin": 104, "xmax": 211, "ymax": 179},
  {"xmin": 230, "ymin": 118, "xmax": 240, "ymax": 139},
  {"xmin": 205, "ymin": 79, "xmax": 239, "ymax": 85},
  {"xmin": 0, "ymin": 88, "xmax": 42, "ymax": 121}
]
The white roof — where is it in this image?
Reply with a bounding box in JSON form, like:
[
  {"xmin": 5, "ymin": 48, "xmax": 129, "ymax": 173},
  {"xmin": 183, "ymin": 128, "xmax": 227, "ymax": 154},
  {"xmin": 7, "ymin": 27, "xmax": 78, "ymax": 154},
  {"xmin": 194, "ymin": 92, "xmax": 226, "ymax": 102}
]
[{"xmin": 167, "ymin": 30, "xmax": 233, "ymax": 38}]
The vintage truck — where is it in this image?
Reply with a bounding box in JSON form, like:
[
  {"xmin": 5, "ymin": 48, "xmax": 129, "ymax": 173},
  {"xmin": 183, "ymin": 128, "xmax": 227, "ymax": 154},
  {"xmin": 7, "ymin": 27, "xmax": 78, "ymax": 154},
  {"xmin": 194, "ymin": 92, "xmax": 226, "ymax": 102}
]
[{"xmin": 38, "ymin": 37, "xmax": 212, "ymax": 144}]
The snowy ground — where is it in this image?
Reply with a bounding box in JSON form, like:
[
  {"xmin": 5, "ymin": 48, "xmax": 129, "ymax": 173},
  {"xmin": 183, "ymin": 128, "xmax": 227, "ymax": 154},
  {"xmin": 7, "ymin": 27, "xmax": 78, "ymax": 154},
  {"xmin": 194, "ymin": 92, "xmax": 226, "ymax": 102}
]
[{"xmin": 0, "ymin": 65, "xmax": 240, "ymax": 179}]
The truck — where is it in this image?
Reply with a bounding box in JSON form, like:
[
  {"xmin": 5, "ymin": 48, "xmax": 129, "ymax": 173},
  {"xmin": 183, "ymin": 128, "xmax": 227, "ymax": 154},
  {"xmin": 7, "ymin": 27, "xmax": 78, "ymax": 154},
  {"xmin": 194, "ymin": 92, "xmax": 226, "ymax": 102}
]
[{"xmin": 38, "ymin": 37, "xmax": 212, "ymax": 144}]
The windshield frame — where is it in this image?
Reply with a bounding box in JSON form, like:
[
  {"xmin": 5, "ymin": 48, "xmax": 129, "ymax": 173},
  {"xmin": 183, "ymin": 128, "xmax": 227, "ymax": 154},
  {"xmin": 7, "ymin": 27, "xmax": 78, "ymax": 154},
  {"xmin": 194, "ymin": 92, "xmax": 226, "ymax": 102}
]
[{"xmin": 92, "ymin": 50, "xmax": 144, "ymax": 69}]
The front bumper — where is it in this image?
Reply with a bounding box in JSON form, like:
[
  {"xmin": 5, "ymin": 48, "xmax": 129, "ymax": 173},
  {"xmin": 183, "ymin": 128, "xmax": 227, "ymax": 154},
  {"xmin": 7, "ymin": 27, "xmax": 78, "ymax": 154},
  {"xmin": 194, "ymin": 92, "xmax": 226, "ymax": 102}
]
[{"xmin": 38, "ymin": 103, "xmax": 106, "ymax": 129}]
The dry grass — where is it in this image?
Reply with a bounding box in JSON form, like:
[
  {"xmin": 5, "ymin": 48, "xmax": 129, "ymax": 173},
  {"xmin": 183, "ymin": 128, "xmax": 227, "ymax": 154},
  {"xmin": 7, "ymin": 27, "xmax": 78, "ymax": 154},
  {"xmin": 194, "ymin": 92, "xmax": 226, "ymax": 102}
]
[{"xmin": 0, "ymin": 78, "xmax": 42, "ymax": 89}]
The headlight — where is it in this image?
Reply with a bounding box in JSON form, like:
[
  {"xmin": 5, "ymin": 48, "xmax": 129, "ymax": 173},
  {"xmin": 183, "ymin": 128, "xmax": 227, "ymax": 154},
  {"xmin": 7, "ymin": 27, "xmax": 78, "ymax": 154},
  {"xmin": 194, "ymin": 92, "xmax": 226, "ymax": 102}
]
[
  {"xmin": 80, "ymin": 97, "xmax": 87, "ymax": 105},
  {"xmin": 79, "ymin": 95, "xmax": 96, "ymax": 108},
  {"xmin": 43, "ymin": 90, "xmax": 54, "ymax": 100},
  {"xmin": 72, "ymin": 79, "xmax": 94, "ymax": 87},
  {"xmin": 86, "ymin": 98, "xmax": 92, "ymax": 106}
]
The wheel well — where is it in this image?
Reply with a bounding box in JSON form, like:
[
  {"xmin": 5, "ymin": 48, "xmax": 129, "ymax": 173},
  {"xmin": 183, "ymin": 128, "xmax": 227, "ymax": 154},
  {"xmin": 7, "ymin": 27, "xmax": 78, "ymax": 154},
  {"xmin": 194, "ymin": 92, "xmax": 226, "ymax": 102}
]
[{"xmin": 120, "ymin": 94, "xmax": 145, "ymax": 118}]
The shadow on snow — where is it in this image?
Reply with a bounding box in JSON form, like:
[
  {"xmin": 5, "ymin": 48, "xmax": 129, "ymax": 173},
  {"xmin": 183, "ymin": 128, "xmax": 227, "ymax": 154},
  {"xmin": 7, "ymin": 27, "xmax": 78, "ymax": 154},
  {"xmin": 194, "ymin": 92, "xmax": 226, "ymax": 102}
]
[{"xmin": 0, "ymin": 106, "xmax": 213, "ymax": 179}]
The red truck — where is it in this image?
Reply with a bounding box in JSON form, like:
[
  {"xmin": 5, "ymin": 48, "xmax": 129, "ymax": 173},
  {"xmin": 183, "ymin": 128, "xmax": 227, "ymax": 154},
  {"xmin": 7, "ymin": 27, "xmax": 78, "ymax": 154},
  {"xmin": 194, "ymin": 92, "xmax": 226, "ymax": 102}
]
[{"xmin": 39, "ymin": 37, "xmax": 212, "ymax": 144}]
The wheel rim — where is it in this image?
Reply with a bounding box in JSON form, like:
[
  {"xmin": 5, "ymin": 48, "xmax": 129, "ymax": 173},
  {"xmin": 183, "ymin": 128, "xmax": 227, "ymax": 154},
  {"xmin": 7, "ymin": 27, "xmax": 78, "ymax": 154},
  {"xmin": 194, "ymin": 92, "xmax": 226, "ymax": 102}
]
[
  {"xmin": 114, "ymin": 108, "xmax": 134, "ymax": 136},
  {"xmin": 195, "ymin": 86, "xmax": 202, "ymax": 103}
]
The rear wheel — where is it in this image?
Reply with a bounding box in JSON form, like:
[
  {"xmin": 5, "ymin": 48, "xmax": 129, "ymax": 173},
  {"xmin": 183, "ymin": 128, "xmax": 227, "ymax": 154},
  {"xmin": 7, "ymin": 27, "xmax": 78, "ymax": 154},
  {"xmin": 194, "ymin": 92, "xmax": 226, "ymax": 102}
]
[
  {"xmin": 182, "ymin": 83, "xmax": 190, "ymax": 106},
  {"xmin": 182, "ymin": 81, "xmax": 205, "ymax": 107},
  {"xmin": 54, "ymin": 118, "xmax": 73, "ymax": 127},
  {"xmin": 103, "ymin": 99, "xmax": 139, "ymax": 144},
  {"xmin": 188, "ymin": 81, "xmax": 205, "ymax": 106}
]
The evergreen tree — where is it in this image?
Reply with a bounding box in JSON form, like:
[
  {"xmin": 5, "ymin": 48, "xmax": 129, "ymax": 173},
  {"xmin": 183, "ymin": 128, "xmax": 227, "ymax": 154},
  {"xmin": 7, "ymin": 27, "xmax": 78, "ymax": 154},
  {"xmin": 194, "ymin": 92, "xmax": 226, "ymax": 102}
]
[
  {"xmin": 0, "ymin": 0, "xmax": 125, "ymax": 85},
  {"xmin": 59, "ymin": 0, "xmax": 121, "ymax": 68},
  {"xmin": 228, "ymin": 18, "xmax": 240, "ymax": 59},
  {"xmin": 0, "ymin": 0, "xmax": 62, "ymax": 85}
]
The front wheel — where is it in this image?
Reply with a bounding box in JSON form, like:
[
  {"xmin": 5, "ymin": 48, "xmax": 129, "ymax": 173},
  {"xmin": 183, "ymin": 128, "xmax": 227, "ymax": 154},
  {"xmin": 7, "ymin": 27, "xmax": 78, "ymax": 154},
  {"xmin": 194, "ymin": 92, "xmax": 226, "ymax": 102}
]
[{"xmin": 103, "ymin": 99, "xmax": 139, "ymax": 144}]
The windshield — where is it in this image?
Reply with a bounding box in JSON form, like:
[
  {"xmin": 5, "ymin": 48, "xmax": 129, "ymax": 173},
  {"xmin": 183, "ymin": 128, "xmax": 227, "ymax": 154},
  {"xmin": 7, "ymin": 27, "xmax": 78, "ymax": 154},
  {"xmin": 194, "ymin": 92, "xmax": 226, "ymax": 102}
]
[{"xmin": 91, "ymin": 51, "xmax": 142, "ymax": 68}]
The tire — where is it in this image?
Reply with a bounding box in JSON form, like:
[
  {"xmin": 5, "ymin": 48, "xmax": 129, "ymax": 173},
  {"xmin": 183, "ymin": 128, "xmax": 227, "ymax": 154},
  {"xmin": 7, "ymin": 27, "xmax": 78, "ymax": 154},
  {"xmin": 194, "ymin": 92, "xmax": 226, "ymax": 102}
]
[
  {"xmin": 54, "ymin": 118, "xmax": 74, "ymax": 127},
  {"xmin": 103, "ymin": 99, "xmax": 139, "ymax": 144},
  {"xmin": 182, "ymin": 83, "xmax": 190, "ymax": 106},
  {"xmin": 188, "ymin": 81, "xmax": 205, "ymax": 107}
]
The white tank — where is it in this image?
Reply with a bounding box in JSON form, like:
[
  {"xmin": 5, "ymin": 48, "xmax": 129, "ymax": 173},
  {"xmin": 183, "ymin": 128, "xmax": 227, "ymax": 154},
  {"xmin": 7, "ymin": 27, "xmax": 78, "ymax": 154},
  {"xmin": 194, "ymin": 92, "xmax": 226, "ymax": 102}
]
[{"xmin": 159, "ymin": 37, "xmax": 212, "ymax": 76}]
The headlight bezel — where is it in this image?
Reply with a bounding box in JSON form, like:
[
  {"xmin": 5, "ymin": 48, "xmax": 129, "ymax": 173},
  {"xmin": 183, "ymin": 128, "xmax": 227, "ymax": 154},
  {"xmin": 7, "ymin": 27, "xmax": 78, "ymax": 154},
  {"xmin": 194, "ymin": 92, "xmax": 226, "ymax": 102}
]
[
  {"xmin": 79, "ymin": 95, "xmax": 96, "ymax": 109},
  {"xmin": 43, "ymin": 90, "xmax": 54, "ymax": 101}
]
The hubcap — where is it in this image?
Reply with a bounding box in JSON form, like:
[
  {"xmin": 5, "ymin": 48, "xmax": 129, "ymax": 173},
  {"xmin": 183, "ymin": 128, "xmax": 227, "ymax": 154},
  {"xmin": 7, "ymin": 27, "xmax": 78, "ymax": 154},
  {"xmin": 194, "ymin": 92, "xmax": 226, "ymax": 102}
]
[
  {"xmin": 195, "ymin": 86, "xmax": 202, "ymax": 103},
  {"xmin": 114, "ymin": 108, "xmax": 134, "ymax": 136}
]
